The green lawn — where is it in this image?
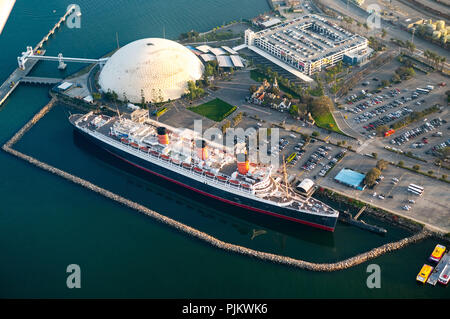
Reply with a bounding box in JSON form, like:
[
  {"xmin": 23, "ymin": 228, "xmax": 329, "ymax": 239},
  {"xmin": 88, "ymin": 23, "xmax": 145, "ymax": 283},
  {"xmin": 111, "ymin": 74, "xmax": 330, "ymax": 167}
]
[
  {"xmin": 187, "ymin": 98, "xmax": 236, "ymax": 122},
  {"xmin": 313, "ymin": 111, "xmax": 344, "ymax": 135}
]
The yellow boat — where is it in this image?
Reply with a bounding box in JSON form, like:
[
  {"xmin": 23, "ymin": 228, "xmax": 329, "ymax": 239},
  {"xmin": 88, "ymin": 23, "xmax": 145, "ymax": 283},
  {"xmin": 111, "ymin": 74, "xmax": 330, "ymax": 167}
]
[
  {"xmin": 416, "ymin": 264, "xmax": 434, "ymax": 283},
  {"xmin": 429, "ymin": 244, "xmax": 446, "ymax": 262}
]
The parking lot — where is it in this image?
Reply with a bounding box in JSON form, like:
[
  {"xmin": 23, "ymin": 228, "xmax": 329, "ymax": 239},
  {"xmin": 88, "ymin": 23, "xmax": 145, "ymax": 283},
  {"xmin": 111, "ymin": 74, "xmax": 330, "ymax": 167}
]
[
  {"xmin": 339, "ymin": 61, "xmax": 448, "ymax": 139},
  {"xmin": 317, "ymin": 152, "xmax": 450, "ymax": 232}
]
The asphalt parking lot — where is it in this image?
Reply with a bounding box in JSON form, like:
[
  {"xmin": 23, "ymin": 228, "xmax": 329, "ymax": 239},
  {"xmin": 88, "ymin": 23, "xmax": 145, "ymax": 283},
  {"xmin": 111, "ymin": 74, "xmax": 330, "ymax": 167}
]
[
  {"xmin": 339, "ymin": 63, "xmax": 448, "ymax": 139},
  {"xmin": 317, "ymin": 152, "xmax": 450, "ymax": 232}
]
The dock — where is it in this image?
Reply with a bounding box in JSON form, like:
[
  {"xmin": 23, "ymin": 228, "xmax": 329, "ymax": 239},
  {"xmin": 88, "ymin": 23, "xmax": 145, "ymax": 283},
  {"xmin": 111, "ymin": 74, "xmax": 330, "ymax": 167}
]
[
  {"xmin": 427, "ymin": 252, "xmax": 450, "ymax": 286},
  {"xmin": 354, "ymin": 206, "xmax": 366, "ymax": 220},
  {"xmin": 0, "ymin": 54, "xmax": 43, "ymax": 106},
  {"xmin": 20, "ymin": 76, "xmax": 63, "ymax": 85},
  {"xmin": 0, "ymin": 5, "xmax": 76, "ymax": 107}
]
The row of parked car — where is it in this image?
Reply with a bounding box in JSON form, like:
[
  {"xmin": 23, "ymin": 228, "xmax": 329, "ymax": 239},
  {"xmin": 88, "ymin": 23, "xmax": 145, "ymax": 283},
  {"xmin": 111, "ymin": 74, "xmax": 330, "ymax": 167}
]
[
  {"xmin": 268, "ymin": 137, "xmax": 290, "ymax": 156},
  {"xmin": 429, "ymin": 138, "xmax": 450, "ymax": 155},
  {"xmin": 318, "ymin": 151, "xmax": 345, "ymax": 177},
  {"xmin": 390, "ymin": 118, "xmax": 444, "ymax": 146},
  {"xmin": 301, "ymin": 145, "xmax": 334, "ymax": 171},
  {"xmin": 364, "ymin": 107, "xmax": 414, "ymax": 131}
]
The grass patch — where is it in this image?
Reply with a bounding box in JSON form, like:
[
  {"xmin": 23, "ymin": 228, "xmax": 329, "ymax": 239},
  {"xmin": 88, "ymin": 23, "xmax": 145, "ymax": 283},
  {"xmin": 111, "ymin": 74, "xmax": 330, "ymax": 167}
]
[
  {"xmin": 313, "ymin": 111, "xmax": 344, "ymax": 134},
  {"xmin": 188, "ymin": 98, "xmax": 236, "ymax": 122}
]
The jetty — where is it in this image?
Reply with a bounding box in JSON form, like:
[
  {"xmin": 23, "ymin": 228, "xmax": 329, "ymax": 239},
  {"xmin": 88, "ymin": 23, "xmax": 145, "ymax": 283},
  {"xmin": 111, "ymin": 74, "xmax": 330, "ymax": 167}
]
[{"xmin": 1, "ymin": 99, "xmax": 432, "ymax": 272}]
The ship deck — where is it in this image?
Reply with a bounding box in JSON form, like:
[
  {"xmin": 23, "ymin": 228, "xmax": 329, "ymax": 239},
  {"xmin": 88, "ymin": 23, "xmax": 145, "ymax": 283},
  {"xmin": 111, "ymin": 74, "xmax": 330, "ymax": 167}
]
[{"xmin": 70, "ymin": 112, "xmax": 339, "ymax": 218}]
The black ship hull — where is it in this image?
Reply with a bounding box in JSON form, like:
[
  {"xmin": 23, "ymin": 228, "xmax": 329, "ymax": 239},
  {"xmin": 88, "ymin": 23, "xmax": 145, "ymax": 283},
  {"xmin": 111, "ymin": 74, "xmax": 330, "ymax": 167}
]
[{"xmin": 73, "ymin": 126, "xmax": 338, "ymax": 231}]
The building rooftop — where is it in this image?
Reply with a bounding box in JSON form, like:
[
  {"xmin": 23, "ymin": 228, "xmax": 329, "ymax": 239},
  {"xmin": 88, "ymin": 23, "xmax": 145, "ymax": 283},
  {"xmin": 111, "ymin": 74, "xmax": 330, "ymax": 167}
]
[
  {"xmin": 253, "ymin": 15, "xmax": 367, "ymax": 63},
  {"xmin": 334, "ymin": 168, "xmax": 366, "ymax": 189}
]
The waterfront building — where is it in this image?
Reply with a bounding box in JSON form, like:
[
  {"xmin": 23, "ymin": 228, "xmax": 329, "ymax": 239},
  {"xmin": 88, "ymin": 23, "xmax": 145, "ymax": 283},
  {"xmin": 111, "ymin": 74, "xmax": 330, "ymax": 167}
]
[{"xmin": 245, "ymin": 15, "xmax": 368, "ymax": 78}]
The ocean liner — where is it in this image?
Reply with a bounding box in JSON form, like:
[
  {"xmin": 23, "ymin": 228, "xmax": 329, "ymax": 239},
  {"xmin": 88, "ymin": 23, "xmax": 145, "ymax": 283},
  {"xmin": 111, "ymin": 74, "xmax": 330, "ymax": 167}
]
[{"xmin": 69, "ymin": 111, "xmax": 339, "ymax": 231}]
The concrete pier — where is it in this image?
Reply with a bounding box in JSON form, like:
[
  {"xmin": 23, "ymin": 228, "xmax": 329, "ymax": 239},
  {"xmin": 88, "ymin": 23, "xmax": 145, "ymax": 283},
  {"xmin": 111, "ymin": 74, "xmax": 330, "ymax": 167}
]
[
  {"xmin": 20, "ymin": 77, "xmax": 63, "ymax": 85},
  {"xmin": 0, "ymin": 5, "xmax": 76, "ymax": 106},
  {"xmin": 0, "ymin": 56, "xmax": 42, "ymax": 106},
  {"xmin": 1, "ymin": 99, "xmax": 432, "ymax": 272}
]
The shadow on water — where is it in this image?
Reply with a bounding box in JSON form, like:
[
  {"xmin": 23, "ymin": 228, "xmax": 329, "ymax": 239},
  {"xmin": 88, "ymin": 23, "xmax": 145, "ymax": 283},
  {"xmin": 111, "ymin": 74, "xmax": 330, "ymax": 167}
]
[{"xmin": 72, "ymin": 129, "xmax": 336, "ymax": 248}]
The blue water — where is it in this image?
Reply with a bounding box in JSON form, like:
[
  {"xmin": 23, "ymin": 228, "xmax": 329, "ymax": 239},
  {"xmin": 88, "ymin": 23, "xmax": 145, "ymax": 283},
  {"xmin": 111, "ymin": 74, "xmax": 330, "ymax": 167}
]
[{"xmin": 0, "ymin": 0, "xmax": 449, "ymax": 298}]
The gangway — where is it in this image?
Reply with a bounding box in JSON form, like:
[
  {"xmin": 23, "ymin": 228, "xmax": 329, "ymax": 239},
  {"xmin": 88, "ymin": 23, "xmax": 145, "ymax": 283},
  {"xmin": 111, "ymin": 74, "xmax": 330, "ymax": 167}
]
[{"xmin": 17, "ymin": 46, "xmax": 108, "ymax": 70}]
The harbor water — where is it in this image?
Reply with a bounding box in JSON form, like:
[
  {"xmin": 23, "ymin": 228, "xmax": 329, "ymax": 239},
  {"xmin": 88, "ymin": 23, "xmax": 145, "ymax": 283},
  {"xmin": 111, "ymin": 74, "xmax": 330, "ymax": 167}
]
[{"xmin": 0, "ymin": 0, "xmax": 449, "ymax": 298}]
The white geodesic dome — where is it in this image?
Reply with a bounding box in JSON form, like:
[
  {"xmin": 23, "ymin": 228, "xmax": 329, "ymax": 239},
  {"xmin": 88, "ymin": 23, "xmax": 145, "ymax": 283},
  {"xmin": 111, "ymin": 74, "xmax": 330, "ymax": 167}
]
[{"xmin": 98, "ymin": 38, "xmax": 204, "ymax": 103}]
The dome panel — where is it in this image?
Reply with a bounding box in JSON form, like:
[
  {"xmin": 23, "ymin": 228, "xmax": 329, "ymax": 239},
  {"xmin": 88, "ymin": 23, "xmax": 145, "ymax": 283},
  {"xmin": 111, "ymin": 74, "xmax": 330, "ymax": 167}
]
[{"xmin": 98, "ymin": 38, "xmax": 204, "ymax": 103}]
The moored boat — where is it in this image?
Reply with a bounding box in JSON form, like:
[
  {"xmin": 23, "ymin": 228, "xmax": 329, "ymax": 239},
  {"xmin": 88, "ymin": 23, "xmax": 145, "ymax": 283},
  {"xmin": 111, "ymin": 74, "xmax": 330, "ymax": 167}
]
[
  {"xmin": 416, "ymin": 264, "xmax": 434, "ymax": 283},
  {"xmin": 429, "ymin": 244, "xmax": 446, "ymax": 263}
]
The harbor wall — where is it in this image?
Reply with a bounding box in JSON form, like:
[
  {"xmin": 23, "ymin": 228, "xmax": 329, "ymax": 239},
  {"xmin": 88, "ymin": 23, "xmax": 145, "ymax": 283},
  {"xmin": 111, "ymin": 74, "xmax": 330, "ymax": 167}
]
[{"xmin": 2, "ymin": 100, "xmax": 433, "ymax": 272}]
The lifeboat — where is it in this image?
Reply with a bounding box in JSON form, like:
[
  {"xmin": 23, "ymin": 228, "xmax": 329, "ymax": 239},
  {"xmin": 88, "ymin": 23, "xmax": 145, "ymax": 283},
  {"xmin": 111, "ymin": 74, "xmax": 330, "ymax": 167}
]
[
  {"xmin": 161, "ymin": 154, "xmax": 170, "ymax": 161},
  {"xmin": 205, "ymin": 171, "xmax": 215, "ymax": 178},
  {"xmin": 171, "ymin": 158, "xmax": 181, "ymax": 165},
  {"xmin": 241, "ymin": 183, "xmax": 251, "ymax": 189},
  {"xmin": 120, "ymin": 138, "xmax": 129, "ymax": 144},
  {"xmin": 229, "ymin": 179, "xmax": 240, "ymax": 186},
  {"xmin": 150, "ymin": 150, "xmax": 159, "ymax": 157},
  {"xmin": 217, "ymin": 176, "xmax": 228, "ymax": 182},
  {"xmin": 130, "ymin": 142, "xmax": 139, "ymax": 148},
  {"xmin": 193, "ymin": 167, "xmax": 203, "ymax": 174},
  {"xmin": 182, "ymin": 162, "xmax": 192, "ymax": 169},
  {"xmin": 139, "ymin": 146, "xmax": 148, "ymax": 152}
]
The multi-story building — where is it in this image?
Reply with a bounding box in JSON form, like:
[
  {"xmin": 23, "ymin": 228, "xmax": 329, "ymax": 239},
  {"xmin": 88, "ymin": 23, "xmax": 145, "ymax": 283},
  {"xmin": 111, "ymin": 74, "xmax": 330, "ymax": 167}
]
[{"xmin": 245, "ymin": 15, "xmax": 369, "ymax": 76}]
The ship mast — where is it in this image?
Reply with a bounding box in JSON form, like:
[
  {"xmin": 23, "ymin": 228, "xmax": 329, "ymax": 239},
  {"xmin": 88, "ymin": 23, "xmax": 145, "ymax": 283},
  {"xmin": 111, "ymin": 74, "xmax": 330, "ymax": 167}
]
[
  {"xmin": 116, "ymin": 107, "xmax": 122, "ymax": 122},
  {"xmin": 282, "ymin": 155, "xmax": 289, "ymax": 199}
]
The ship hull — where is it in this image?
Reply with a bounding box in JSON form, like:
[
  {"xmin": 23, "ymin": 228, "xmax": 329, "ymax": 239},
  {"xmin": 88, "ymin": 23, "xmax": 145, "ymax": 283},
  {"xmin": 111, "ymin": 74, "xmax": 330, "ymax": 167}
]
[{"xmin": 73, "ymin": 126, "xmax": 338, "ymax": 231}]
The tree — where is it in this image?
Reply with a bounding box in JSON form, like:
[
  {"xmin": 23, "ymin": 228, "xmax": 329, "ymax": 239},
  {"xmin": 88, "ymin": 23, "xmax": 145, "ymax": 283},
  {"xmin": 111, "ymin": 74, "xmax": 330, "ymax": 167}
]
[
  {"xmin": 365, "ymin": 167, "xmax": 381, "ymax": 186},
  {"xmin": 309, "ymin": 96, "xmax": 333, "ymax": 118},
  {"xmin": 376, "ymin": 125, "xmax": 389, "ymax": 137},
  {"xmin": 312, "ymin": 131, "xmax": 320, "ymax": 137},
  {"xmin": 372, "ymin": 152, "xmax": 378, "ymax": 159},
  {"xmin": 376, "ymin": 159, "xmax": 389, "ymax": 171},
  {"xmin": 398, "ymin": 160, "xmax": 404, "ymax": 167},
  {"xmin": 289, "ymin": 104, "xmax": 299, "ymax": 116},
  {"xmin": 412, "ymin": 164, "xmax": 420, "ymax": 171},
  {"xmin": 221, "ymin": 120, "xmax": 231, "ymax": 134},
  {"xmin": 186, "ymin": 80, "xmax": 205, "ymax": 100}
]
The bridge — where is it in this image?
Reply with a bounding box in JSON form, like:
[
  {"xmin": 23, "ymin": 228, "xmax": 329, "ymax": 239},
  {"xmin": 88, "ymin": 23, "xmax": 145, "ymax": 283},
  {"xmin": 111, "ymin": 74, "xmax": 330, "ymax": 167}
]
[
  {"xmin": 18, "ymin": 46, "xmax": 109, "ymax": 70},
  {"xmin": 20, "ymin": 76, "xmax": 64, "ymax": 85}
]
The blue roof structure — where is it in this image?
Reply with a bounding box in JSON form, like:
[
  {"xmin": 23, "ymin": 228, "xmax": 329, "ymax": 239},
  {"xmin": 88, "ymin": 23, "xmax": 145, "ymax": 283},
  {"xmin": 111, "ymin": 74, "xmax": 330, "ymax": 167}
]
[{"xmin": 334, "ymin": 168, "xmax": 366, "ymax": 190}]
